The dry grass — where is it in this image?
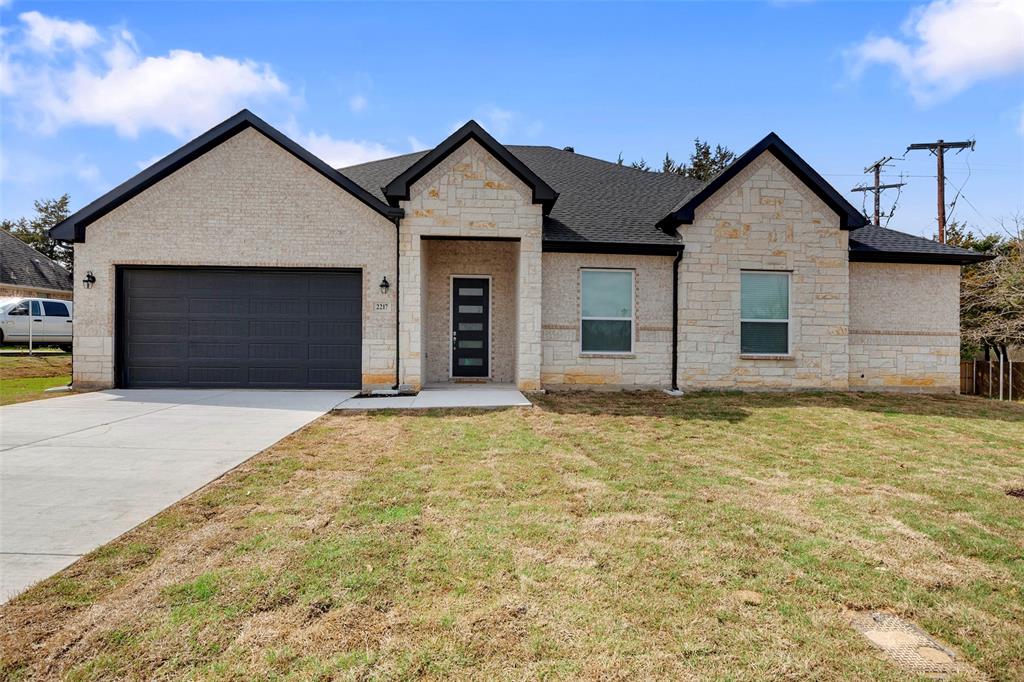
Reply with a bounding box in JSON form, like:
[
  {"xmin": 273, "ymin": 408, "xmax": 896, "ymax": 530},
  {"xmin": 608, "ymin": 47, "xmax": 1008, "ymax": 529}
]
[
  {"xmin": 0, "ymin": 354, "xmax": 72, "ymax": 405},
  {"xmin": 1, "ymin": 391, "xmax": 1022, "ymax": 681}
]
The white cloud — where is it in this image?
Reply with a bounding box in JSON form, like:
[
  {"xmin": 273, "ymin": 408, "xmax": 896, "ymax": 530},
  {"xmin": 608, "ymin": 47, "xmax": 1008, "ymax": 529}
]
[
  {"xmin": 2, "ymin": 12, "xmax": 289, "ymax": 138},
  {"xmin": 293, "ymin": 129, "xmax": 396, "ymax": 168},
  {"xmin": 847, "ymin": 0, "xmax": 1024, "ymax": 104},
  {"xmin": 18, "ymin": 10, "xmax": 99, "ymax": 52},
  {"xmin": 348, "ymin": 94, "xmax": 367, "ymax": 113},
  {"xmin": 448, "ymin": 106, "xmax": 544, "ymax": 140},
  {"xmin": 408, "ymin": 136, "xmax": 424, "ymax": 151}
]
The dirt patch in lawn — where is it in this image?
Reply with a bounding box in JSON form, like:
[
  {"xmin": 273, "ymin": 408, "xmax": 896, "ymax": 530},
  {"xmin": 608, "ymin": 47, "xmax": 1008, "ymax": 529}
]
[
  {"xmin": 0, "ymin": 353, "xmax": 71, "ymax": 379},
  {"xmin": 1, "ymin": 392, "xmax": 1022, "ymax": 680}
]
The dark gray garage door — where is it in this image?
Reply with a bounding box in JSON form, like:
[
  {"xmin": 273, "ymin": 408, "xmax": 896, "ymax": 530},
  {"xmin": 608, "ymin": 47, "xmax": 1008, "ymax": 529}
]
[{"xmin": 119, "ymin": 267, "xmax": 362, "ymax": 389}]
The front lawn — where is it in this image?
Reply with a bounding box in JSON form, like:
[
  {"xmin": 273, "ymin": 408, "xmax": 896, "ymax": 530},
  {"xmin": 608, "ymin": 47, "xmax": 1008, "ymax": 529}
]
[
  {"xmin": 0, "ymin": 353, "xmax": 72, "ymax": 405},
  {"xmin": 1, "ymin": 392, "xmax": 1022, "ymax": 680}
]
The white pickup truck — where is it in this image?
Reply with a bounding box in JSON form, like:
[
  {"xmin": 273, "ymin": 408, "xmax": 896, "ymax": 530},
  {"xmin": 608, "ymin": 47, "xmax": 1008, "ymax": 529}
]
[{"xmin": 0, "ymin": 297, "xmax": 74, "ymax": 350}]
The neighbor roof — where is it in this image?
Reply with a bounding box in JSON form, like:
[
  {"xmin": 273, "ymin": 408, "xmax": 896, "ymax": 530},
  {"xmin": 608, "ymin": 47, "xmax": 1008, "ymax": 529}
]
[
  {"xmin": 1, "ymin": 229, "xmax": 73, "ymax": 292},
  {"xmin": 344, "ymin": 145, "xmax": 700, "ymax": 254},
  {"xmin": 50, "ymin": 109, "xmax": 401, "ymax": 242},
  {"xmin": 849, "ymin": 225, "xmax": 994, "ymax": 265}
]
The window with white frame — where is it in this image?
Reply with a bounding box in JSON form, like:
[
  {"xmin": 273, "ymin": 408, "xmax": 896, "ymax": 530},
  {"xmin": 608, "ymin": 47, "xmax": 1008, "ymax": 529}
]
[
  {"xmin": 580, "ymin": 269, "xmax": 634, "ymax": 353},
  {"xmin": 740, "ymin": 271, "xmax": 790, "ymax": 355}
]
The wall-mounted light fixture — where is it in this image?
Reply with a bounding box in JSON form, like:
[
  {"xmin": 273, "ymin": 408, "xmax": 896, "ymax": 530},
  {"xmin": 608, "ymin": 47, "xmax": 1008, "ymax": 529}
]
[
  {"xmin": 379, "ymin": 276, "xmax": 391, "ymax": 295},
  {"xmin": 82, "ymin": 271, "xmax": 96, "ymax": 289}
]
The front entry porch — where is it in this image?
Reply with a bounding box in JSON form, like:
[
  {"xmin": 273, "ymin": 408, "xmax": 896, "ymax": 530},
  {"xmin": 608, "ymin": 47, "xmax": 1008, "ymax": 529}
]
[{"xmin": 399, "ymin": 236, "xmax": 541, "ymax": 391}]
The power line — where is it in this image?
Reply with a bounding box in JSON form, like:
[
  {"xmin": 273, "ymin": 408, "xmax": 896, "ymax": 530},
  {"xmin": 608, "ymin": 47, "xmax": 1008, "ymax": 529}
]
[
  {"xmin": 906, "ymin": 138, "xmax": 975, "ymax": 243},
  {"xmin": 849, "ymin": 156, "xmax": 905, "ymax": 225}
]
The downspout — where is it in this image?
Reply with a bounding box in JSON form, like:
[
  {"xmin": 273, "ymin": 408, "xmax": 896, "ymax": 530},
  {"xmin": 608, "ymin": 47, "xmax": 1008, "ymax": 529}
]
[
  {"xmin": 392, "ymin": 215, "xmax": 401, "ymax": 390},
  {"xmin": 670, "ymin": 246, "xmax": 684, "ymax": 391}
]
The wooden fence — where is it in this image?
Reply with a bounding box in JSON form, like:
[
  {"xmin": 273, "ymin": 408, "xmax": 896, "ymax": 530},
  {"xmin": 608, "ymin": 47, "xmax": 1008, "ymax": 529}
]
[{"xmin": 960, "ymin": 360, "xmax": 1023, "ymax": 400}]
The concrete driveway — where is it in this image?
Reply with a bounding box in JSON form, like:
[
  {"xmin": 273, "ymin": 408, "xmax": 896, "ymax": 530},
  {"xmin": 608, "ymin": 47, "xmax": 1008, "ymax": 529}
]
[{"xmin": 0, "ymin": 388, "xmax": 354, "ymax": 603}]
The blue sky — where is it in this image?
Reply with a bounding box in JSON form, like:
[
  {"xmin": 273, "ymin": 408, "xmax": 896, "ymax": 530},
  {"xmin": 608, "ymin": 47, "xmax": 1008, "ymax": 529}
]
[{"xmin": 2, "ymin": 1, "xmax": 1022, "ymax": 238}]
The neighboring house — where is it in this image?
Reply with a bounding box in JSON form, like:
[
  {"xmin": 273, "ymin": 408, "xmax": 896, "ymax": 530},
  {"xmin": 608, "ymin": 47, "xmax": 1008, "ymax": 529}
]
[
  {"xmin": 0, "ymin": 229, "xmax": 73, "ymax": 301},
  {"xmin": 50, "ymin": 110, "xmax": 989, "ymax": 393}
]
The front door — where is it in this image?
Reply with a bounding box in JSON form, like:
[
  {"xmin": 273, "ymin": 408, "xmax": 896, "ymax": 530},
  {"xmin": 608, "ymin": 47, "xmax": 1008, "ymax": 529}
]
[{"xmin": 451, "ymin": 277, "xmax": 489, "ymax": 378}]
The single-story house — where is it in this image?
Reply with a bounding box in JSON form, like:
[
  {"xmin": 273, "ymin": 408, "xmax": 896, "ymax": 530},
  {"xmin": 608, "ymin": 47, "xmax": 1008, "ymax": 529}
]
[
  {"xmin": 50, "ymin": 110, "xmax": 989, "ymax": 393},
  {"xmin": 0, "ymin": 229, "xmax": 73, "ymax": 301}
]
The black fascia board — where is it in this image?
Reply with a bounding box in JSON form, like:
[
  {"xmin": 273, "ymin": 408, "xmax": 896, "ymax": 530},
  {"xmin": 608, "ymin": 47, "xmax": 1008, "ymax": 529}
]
[
  {"xmin": 656, "ymin": 132, "xmax": 867, "ymax": 232},
  {"xmin": 382, "ymin": 120, "xmax": 559, "ymax": 213},
  {"xmin": 543, "ymin": 240, "xmax": 684, "ymax": 256},
  {"xmin": 49, "ymin": 109, "xmax": 403, "ymax": 242},
  {"xmin": 848, "ymin": 248, "xmax": 995, "ymax": 265}
]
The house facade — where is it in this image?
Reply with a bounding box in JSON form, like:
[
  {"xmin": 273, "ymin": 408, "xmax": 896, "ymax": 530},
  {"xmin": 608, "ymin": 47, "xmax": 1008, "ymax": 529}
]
[{"xmin": 51, "ymin": 110, "xmax": 986, "ymax": 393}]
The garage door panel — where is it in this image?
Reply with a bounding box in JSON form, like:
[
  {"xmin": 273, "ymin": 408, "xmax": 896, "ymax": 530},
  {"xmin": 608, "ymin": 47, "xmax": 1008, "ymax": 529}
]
[
  {"xmin": 190, "ymin": 319, "xmax": 248, "ymax": 337},
  {"xmin": 189, "ymin": 341, "xmax": 246, "ymax": 360},
  {"xmin": 128, "ymin": 342, "xmax": 187, "ymax": 360},
  {"xmin": 310, "ymin": 299, "xmax": 361, "ymax": 317},
  {"xmin": 128, "ymin": 365, "xmax": 186, "ymax": 386},
  {"xmin": 128, "ymin": 318, "xmax": 183, "ymax": 337},
  {"xmin": 250, "ymin": 299, "xmax": 296, "ymax": 316},
  {"xmin": 121, "ymin": 267, "xmax": 361, "ymax": 389},
  {"xmin": 188, "ymin": 367, "xmax": 245, "ymax": 385},
  {"xmin": 129, "ymin": 297, "xmax": 187, "ymax": 315},
  {"xmin": 310, "ymin": 320, "xmax": 360, "ymax": 338},
  {"xmin": 190, "ymin": 298, "xmax": 248, "ymax": 315}
]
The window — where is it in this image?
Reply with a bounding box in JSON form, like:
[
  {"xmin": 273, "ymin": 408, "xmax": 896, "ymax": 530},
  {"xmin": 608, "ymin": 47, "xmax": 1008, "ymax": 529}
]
[
  {"xmin": 30, "ymin": 300, "xmax": 41, "ymax": 316},
  {"xmin": 580, "ymin": 269, "xmax": 634, "ymax": 353},
  {"xmin": 43, "ymin": 301, "xmax": 69, "ymax": 317},
  {"xmin": 740, "ymin": 271, "xmax": 790, "ymax": 355}
]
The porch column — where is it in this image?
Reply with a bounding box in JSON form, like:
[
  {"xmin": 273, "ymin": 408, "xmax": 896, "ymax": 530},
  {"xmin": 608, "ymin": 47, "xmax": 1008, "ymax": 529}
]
[
  {"xmin": 399, "ymin": 230, "xmax": 423, "ymax": 390},
  {"xmin": 516, "ymin": 230, "xmax": 543, "ymax": 391}
]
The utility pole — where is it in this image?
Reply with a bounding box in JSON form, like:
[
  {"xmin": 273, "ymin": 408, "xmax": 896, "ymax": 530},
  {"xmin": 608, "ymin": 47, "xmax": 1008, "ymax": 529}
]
[
  {"xmin": 906, "ymin": 139, "xmax": 975, "ymax": 243},
  {"xmin": 850, "ymin": 156, "xmax": 905, "ymax": 225}
]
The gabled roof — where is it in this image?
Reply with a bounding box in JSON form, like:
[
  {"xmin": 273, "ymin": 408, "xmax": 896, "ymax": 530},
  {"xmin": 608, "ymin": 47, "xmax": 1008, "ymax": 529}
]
[
  {"xmin": 849, "ymin": 225, "xmax": 994, "ymax": 264},
  {"xmin": 49, "ymin": 109, "xmax": 402, "ymax": 242},
  {"xmin": 656, "ymin": 132, "xmax": 867, "ymax": 232},
  {"xmin": 381, "ymin": 120, "xmax": 559, "ymax": 213},
  {"xmin": 1, "ymin": 229, "xmax": 72, "ymax": 291},
  {"xmin": 344, "ymin": 145, "xmax": 696, "ymax": 252}
]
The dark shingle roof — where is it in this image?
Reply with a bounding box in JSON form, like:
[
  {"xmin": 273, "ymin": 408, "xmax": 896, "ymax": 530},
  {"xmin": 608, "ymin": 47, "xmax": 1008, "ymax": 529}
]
[
  {"xmin": 342, "ymin": 146, "xmax": 700, "ymax": 249},
  {"xmin": 849, "ymin": 225, "xmax": 994, "ymax": 264},
  {"xmin": 0, "ymin": 229, "xmax": 73, "ymax": 291},
  {"xmin": 342, "ymin": 145, "xmax": 991, "ymax": 265}
]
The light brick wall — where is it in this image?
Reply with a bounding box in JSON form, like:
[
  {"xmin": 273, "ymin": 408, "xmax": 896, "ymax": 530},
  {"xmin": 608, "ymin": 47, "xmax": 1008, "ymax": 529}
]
[
  {"xmin": 677, "ymin": 151, "xmax": 850, "ymax": 390},
  {"xmin": 423, "ymin": 239, "xmax": 517, "ymax": 383},
  {"xmin": 849, "ymin": 262, "xmax": 960, "ymax": 393},
  {"xmin": 398, "ymin": 139, "xmax": 543, "ymax": 391},
  {"xmin": 541, "ymin": 253, "xmax": 675, "ymax": 389},
  {"xmin": 0, "ymin": 286, "xmax": 72, "ymax": 301},
  {"xmin": 72, "ymin": 127, "xmax": 397, "ymax": 389}
]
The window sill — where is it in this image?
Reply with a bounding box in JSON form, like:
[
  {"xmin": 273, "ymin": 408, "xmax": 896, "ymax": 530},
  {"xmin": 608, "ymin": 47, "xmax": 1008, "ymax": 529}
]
[
  {"xmin": 740, "ymin": 354, "xmax": 794, "ymax": 361},
  {"xmin": 580, "ymin": 352, "xmax": 636, "ymax": 359}
]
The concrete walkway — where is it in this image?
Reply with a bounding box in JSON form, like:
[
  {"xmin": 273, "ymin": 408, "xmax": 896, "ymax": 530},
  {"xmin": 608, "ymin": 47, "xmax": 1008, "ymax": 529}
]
[
  {"xmin": 0, "ymin": 388, "xmax": 354, "ymax": 603},
  {"xmin": 336, "ymin": 383, "xmax": 532, "ymax": 410}
]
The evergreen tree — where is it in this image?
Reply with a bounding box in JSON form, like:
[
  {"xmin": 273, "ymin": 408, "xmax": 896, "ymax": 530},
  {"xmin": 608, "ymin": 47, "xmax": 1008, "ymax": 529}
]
[{"xmin": 1, "ymin": 194, "xmax": 73, "ymax": 273}]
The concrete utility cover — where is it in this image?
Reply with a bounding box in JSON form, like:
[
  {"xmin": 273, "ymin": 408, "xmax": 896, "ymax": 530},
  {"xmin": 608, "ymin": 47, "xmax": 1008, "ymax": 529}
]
[
  {"xmin": 0, "ymin": 388, "xmax": 354, "ymax": 603},
  {"xmin": 849, "ymin": 611, "xmax": 982, "ymax": 679}
]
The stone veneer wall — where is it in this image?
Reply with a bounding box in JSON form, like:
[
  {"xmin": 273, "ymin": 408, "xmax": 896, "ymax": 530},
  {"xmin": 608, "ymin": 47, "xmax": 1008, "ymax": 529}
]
[
  {"xmin": 677, "ymin": 151, "xmax": 850, "ymax": 390},
  {"xmin": 72, "ymin": 127, "xmax": 397, "ymax": 389},
  {"xmin": 540, "ymin": 253, "xmax": 675, "ymax": 388},
  {"xmin": 849, "ymin": 262, "xmax": 960, "ymax": 393},
  {"xmin": 423, "ymin": 239, "xmax": 517, "ymax": 383},
  {"xmin": 398, "ymin": 139, "xmax": 543, "ymax": 391}
]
